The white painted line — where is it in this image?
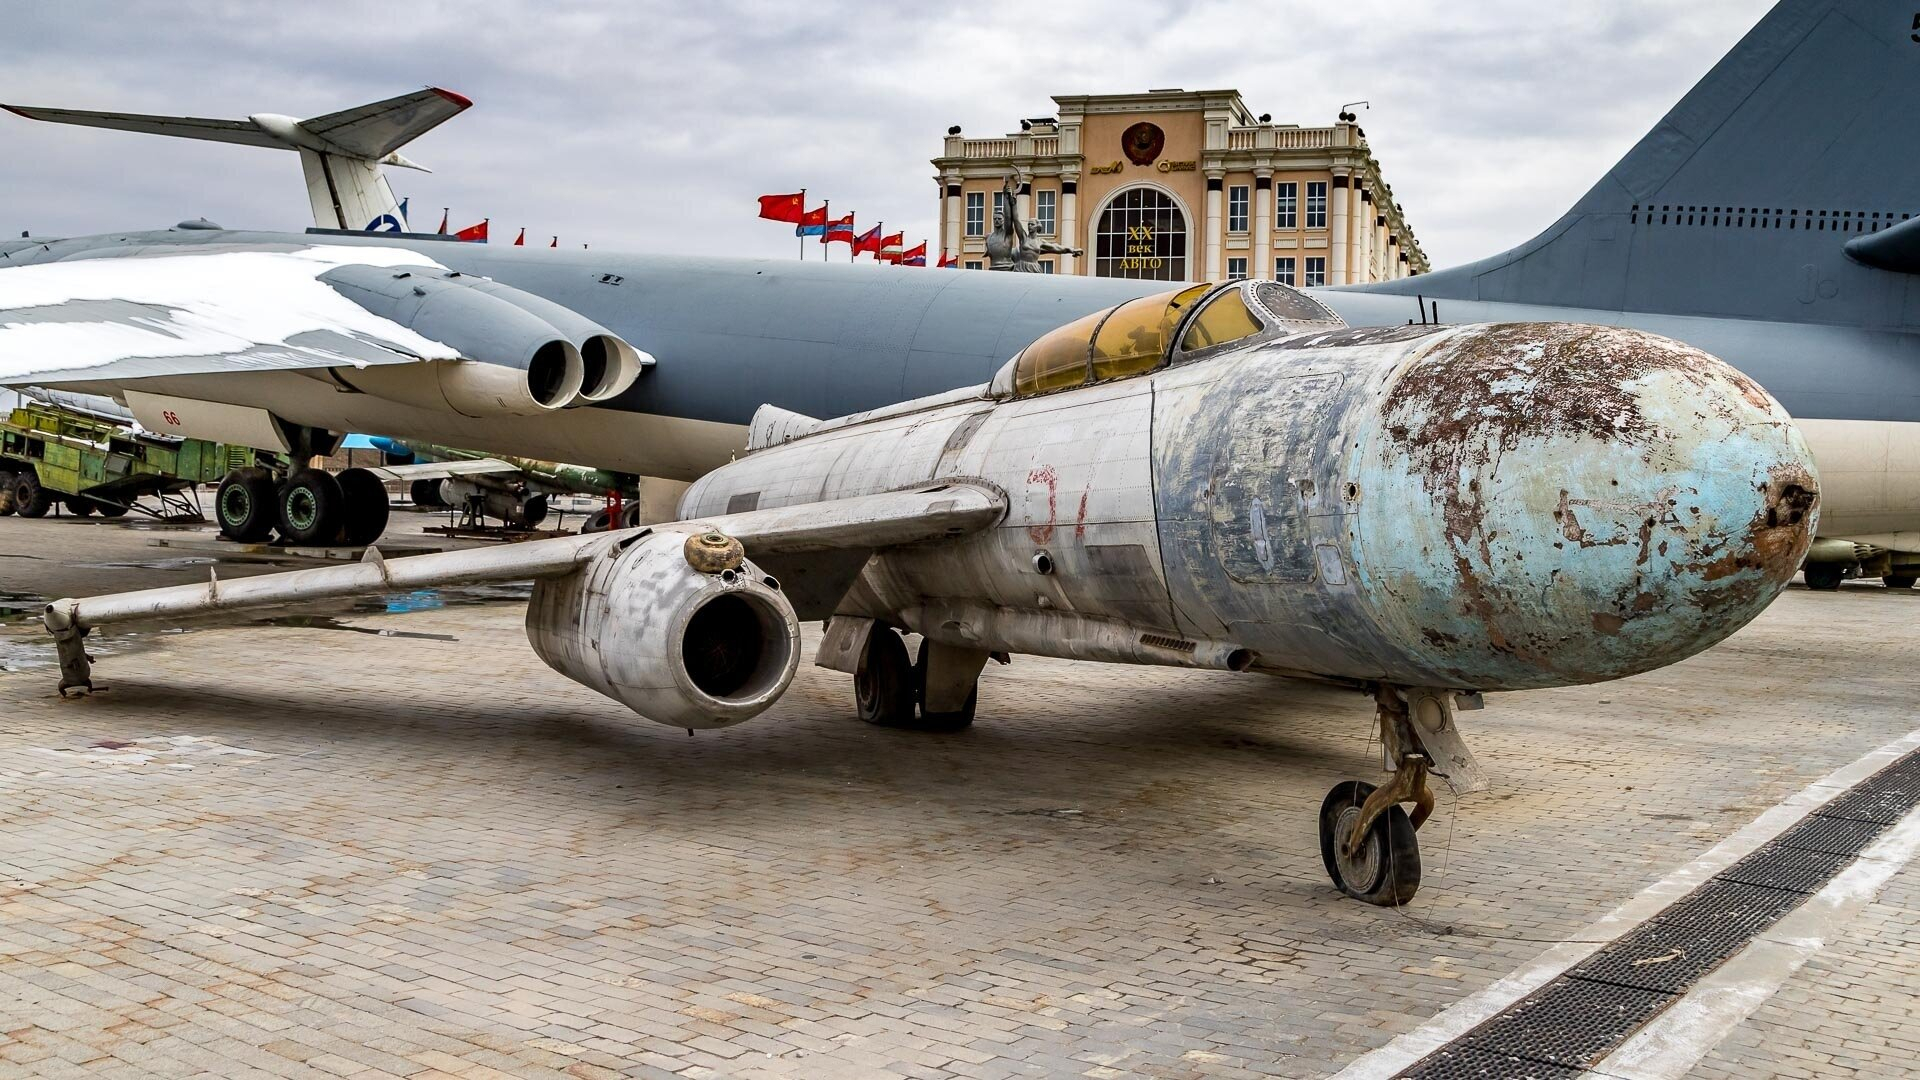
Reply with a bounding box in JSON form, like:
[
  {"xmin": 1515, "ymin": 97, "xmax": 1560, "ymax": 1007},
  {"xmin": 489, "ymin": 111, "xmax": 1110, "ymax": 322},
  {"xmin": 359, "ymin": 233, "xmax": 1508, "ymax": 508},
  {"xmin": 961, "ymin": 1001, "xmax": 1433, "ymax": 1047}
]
[
  {"xmin": 1584, "ymin": 803, "xmax": 1920, "ymax": 1080},
  {"xmin": 1330, "ymin": 726, "xmax": 1920, "ymax": 1080}
]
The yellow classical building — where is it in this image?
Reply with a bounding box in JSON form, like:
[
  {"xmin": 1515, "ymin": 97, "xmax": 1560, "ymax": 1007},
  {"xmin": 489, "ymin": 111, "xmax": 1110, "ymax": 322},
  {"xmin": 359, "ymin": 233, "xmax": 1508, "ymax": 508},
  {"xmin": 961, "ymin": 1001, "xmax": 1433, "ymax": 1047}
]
[{"xmin": 932, "ymin": 89, "xmax": 1428, "ymax": 283}]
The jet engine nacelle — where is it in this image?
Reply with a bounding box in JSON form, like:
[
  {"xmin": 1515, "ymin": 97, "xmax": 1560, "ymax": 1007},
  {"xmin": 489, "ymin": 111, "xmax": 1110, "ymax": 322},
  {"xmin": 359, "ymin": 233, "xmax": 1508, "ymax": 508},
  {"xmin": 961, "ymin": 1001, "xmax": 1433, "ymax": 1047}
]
[
  {"xmin": 319, "ymin": 264, "xmax": 647, "ymax": 416},
  {"xmin": 524, "ymin": 531, "xmax": 801, "ymax": 729}
]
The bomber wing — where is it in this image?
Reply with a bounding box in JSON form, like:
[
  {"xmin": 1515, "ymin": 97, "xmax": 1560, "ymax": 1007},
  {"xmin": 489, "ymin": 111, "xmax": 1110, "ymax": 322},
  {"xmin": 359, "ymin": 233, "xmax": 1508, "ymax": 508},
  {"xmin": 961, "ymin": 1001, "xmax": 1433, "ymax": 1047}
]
[
  {"xmin": 364, "ymin": 458, "xmax": 523, "ymax": 482},
  {"xmin": 41, "ymin": 481, "xmax": 1006, "ymax": 694}
]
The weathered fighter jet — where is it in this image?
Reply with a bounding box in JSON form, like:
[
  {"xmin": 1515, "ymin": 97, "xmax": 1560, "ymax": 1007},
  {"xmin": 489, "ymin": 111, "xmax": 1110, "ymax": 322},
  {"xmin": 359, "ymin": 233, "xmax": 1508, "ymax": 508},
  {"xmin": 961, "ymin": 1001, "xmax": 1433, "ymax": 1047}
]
[{"xmin": 38, "ymin": 281, "xmax": 1819, "ymax": 904}]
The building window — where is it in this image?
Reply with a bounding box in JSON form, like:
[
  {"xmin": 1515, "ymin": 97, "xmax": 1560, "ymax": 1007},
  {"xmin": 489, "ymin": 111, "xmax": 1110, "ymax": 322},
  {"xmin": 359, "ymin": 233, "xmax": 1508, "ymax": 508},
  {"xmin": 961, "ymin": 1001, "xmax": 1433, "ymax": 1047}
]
[
  {"xmin": 965, "ymin": 193, "xmax": 984, "ymax": 237},
  {"xmin": 1304, "ymin": 256, "xmax": 1326, "ymax": 286},
  {"xmin": 1036, "ymin": 189, "xmax": 1057, "ymax": 235},
  {"xmin": 1227, "ymin": 185, "xmax": 1249, "ymax": 233},
  {"xmin": 964, "ymin": 260, "xmax": 982, "ymax": 270},
  {"xmin": 1039, "ymin": 259, "xmax": 1055, "ymax": 273},
  {"xmin": 1275, "ymin": 182, "xmax": 1297, "ymax": 229},
  {"xmin": 1093, "ymin": 186, "xmax": 1188, "ymax": 281},
  {"xmin": 1275, "ymin": 257, "xmax": 1295, "ymax": 285},
  {"xmin": 1306, "ymin": 182, "xmax": 1327, "ymax": 229},
  {"xmin": 1226, "ymin": 256, "xmax": 1247, "ymax": 280}
]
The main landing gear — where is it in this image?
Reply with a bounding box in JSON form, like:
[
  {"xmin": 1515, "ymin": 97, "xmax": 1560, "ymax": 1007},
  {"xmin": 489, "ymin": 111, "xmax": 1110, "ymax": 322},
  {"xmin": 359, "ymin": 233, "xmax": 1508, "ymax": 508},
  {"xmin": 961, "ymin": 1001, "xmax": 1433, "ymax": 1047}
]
[
  {"xmin": 1319, "ymin": 685, "xmax": 1486, "ymax": 906},
  {"xmin": 853, "ymin": 626, "xmax": 991, "ymax": 732},
  {"xmin": 215, "ymin": 466, "xmax": 389, "ymax": 546}
]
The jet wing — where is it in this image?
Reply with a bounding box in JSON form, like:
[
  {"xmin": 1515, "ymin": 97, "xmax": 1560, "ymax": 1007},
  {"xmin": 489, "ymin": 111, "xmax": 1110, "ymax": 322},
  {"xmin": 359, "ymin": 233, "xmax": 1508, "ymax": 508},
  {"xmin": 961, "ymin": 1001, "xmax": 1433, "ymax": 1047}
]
[
  {"xmin": 364, "ymin": 458, "xmax": 522, "ymax": 482},
  {"xmin": 43, "ymin": 481, "xmax": 1005, "ymax": 642},
  {"xmin": 299, "ymin": 88, "xmax": 471, "ymax": 160},
  {"xmin": 0, "ymin": 246, "xmax": 458, "ymax": 387},
  {"xmin": 0, "ymin": 103, "xmax": 284, "ymax": 148}
]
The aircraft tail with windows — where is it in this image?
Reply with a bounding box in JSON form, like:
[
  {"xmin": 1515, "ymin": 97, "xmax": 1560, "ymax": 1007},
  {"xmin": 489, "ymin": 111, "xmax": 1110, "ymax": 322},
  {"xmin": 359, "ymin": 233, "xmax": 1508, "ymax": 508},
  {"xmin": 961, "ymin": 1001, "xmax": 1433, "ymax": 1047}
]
[
  {"xmin": 1360, "ymin": 0, "xmax": 1920, "ymax": 331},
  {"xmin": 3, "ymin": 87, "xmax": 471, "ymax": 233}
]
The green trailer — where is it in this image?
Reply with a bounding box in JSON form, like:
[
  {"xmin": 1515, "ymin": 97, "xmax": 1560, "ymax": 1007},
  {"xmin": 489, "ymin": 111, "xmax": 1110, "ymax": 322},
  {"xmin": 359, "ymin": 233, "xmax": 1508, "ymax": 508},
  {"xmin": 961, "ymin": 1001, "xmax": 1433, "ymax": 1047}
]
[{"xmin": 0, "ymin": 403, "xmax": 272, "ymax": 521}]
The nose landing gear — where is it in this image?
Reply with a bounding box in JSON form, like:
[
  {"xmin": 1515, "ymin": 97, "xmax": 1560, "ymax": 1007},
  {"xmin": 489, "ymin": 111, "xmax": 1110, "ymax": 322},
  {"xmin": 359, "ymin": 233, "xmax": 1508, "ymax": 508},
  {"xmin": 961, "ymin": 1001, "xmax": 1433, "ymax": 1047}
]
[{"xmin": 1319, "ymin": 685, "xmax": 1484, "ymax": 906}]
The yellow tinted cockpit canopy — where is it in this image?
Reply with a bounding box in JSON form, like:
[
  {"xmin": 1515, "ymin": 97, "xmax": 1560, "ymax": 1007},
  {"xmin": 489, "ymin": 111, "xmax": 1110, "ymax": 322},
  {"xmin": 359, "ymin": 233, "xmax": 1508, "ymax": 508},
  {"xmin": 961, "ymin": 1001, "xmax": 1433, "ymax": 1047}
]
[{"xmin": 1010, "ymin": 284, "xmax": 1211, "ymax": 397}]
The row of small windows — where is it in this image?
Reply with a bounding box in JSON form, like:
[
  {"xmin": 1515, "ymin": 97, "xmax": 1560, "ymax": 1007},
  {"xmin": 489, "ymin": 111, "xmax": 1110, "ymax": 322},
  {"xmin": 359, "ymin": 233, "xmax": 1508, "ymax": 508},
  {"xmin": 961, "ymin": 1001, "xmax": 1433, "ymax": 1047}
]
[
  {"xmin": 967, "ymin": 181, "xmax": 1337, "ymax": 238},
  {"xmin": 1629, "ymin": 204, "xmax": 1915, "ymax": 233},
  {"xmin": 1228, "ymin": 256, "xmax": 1324, "ymax": 286}
]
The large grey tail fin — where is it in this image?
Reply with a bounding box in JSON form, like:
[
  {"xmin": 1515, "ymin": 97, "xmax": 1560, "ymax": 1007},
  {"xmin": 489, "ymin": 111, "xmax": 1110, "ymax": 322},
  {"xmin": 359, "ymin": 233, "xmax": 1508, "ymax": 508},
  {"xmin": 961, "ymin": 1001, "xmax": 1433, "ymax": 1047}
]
[{"xmin": 1369, "ymin": 0, "xmax": 1920, "ymax": 326}]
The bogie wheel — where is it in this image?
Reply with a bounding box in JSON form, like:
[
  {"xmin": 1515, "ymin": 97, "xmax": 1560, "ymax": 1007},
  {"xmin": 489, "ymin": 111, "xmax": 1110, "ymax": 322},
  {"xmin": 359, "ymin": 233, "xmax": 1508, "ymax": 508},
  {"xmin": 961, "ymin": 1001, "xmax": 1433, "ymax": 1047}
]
[
  {"xmin": 1318, "ymin": 780, "xmax": 1422, "ymax": 906},
  {"xmin": 1802, "ymin": 563, "xmax": 1845, "ymax": 591},
  {"xmin": 336, "ymin": 467, "xmax": 391, "ymax": 546},
  {"xmin": 216, "ymin": 468, "xmax": 279, "ymax": 542},
  {"xmin": 854, "ymin": 627, "xmax": 916, "ymax": 726},
  {"xmin": 11, "ymin": 470, "xmax": 53, "ymax": 519},
  {"xmin": 275, "ymin": 468, "xmax": 345, "ymax": 545},
  {"xmin": 913, "ymin": 638, "xmax": 978, "ymax": 732},
  {"xmin": 64, "ymin": 496, "xmax": 96, "ymax": 517},
  {"xmin": 1885, "ymin": 574, "xmax": 1916, "ymax": 590}
]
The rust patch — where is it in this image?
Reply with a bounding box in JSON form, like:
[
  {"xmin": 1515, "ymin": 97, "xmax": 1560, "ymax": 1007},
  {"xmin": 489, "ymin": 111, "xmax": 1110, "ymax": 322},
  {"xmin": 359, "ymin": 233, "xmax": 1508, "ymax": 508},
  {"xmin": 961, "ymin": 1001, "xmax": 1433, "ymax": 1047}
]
[
  {"xmin": 1690, "ymin": 462, "xmax": 1819, "ymax": 597},
  {"xmin": 1591, "ymin": 612, "xmax": 1626, "ymax": 635}
]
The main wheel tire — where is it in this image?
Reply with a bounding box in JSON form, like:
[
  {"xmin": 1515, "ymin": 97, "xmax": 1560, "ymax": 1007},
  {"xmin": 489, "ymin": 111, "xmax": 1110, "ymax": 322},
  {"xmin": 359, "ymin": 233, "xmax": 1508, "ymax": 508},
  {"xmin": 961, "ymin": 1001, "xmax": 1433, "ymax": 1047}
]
[
  {"xmin": 336, "ymin": 467, "xmax": 390, "ymax": 546},
  {"xmin": 620, "ymin": 502, "xmax": 645, "ymax": 529},
  {"xmin": 1802, "ymin": 562, "xmax": 1845, "ymax": 591},
  {"xmin": 275, "ymin": 468, "xmax": 345, "ymax": 545},
  {"xmin": 581, "ymin": 508, "xmax": 612, "ymax": 533},
  {"xmin": 408, "ymin": 478, "xmax": 444, "ymax": 507},
  {"xmin": 912, "ymin": 638, "xmax": 978, "ymax": 732},
  {"xmin": 12, "ymin": 470, "xmax": 53, "ymax": 519},
  {"xmin": 216, "ymin": 468, "xmax": 279, "ymax": 542},
  {"xmin": 64, "ymin": 496, "xmax": 96, "ymax": 517},
  {"xmin": 1885, "ymin": 574, "xmax": 1917, "ymax": 590},
  {"xmin": 1319, "ymin": 781, "xmax": 1422, "ymax": 906},
  {"xmin": 855, "ymin": 627, "xmax": 916, "ymax": 726}
]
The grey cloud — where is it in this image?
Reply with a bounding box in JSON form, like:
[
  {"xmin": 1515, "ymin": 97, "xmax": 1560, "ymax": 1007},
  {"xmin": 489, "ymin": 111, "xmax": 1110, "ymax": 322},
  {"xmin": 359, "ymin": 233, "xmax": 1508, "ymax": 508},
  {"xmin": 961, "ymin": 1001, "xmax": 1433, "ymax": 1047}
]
[{"xmin": 2, "ymin": 0, "xmax": 1775, "ymax": 267}]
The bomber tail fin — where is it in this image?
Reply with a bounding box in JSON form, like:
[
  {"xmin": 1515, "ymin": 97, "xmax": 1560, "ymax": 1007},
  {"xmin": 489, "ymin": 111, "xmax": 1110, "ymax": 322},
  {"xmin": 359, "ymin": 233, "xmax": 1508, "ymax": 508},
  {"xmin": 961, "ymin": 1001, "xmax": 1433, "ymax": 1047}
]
[
  {"xmin": 3, "ymin": 87, "xmax": 472, "ymax": 233},
  {"xmin": 1359, "ymin": 0, "xmax": 1920, "ymax": 326}
]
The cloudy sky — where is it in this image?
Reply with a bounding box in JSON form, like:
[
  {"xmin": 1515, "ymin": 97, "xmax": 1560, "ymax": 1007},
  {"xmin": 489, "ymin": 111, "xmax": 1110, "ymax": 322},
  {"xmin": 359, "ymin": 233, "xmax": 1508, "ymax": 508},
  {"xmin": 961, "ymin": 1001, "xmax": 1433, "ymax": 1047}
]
[{"xmin": 3, "ymin": 0, "xmax": 1776, "ymax": 268}]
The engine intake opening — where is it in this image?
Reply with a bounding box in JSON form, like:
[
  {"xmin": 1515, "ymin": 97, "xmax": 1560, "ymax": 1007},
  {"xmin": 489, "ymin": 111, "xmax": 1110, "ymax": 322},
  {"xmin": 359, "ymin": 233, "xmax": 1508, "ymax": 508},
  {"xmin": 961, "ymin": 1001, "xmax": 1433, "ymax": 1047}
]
[
  {"xmin": 683, "ymin": 592, "xmax": 791, "ymax": 702},
  {"xmin": 526, "ymin": 340, "xmax": 581, "ymax": 408}
]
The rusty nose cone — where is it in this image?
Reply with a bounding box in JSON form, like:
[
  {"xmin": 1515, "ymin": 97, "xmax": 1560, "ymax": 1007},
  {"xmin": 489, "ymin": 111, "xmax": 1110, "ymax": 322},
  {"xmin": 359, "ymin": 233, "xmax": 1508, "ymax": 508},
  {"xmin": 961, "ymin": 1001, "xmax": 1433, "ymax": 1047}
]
[{"xmin": 1351, "ymin": 323, "xmax": 1818, "ymax": 691}]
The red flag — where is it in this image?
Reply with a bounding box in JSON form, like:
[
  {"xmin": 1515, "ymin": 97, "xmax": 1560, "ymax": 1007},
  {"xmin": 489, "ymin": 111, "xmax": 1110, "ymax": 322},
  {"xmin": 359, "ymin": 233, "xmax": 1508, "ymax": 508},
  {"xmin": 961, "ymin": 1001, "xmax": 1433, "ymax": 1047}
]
[
  {"xmin": 513, "ymin": 228, "xmax": 526, "ymax": 246},
  {"xmin": 796, "ymin": 204, "xmax": 828, "ymax": 228},
  {"xmin": 937, "ymin": 250, "xmax": 958, "ymax": 268},
  {"xmin": 454, "ymin": 219, "xmax": 488, "ymax": 243},
  {"xmin": 901, "ymin": 242, "xmax": 927, "ymax": 265},
  {"xmin": 757, "ymin": 192, "xmax": 806, "ymax": 223},
  {"xmin": 550, "ymin": 236, "xmax": 558, "ymax": 248},
  {"xmin": 877, "ymin": 232, "xmax": 905, "ymax": 263},
  {"xmin": 436, "ymin": 208, "xmax": 449, "ymax": 235},
  {"xmin": 851, "ymin": 225, "xmax": 882, "ymax": 255}
]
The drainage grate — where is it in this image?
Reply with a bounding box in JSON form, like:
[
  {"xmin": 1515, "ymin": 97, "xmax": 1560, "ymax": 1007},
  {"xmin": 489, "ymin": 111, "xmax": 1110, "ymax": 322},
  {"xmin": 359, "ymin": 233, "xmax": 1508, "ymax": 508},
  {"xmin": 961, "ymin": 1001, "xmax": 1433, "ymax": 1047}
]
[
  {"xmin": 1717, "ymin": 843, "xmax": 1853, "ymax": 893},
  {"xmin": 1393, "ymin": 748, "xmax": 1920, "ymax": 1078},
  {"xmin": 1772, "ymin": 814, "xmax": 1884, "ymax": 855},
  {"xmin": 1460, "ymin": 979, "xmax": 1672, "ymax": 1067},
  {"xmin": 1568, "ymin": 921, "xmax": 1752, "ymax": 993},
  {"xmin": 1397, "ymin": 1046, "xmax": 1582, "ymax": 1080}
]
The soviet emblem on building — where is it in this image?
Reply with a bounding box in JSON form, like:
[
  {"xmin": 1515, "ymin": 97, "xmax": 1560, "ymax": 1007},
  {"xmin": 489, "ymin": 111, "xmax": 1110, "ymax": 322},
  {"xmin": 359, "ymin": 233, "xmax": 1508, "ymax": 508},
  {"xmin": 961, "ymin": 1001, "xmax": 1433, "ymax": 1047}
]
[{"xmin": 1121, "ymin": 122, "xmax": 1164, "ymax": 166}]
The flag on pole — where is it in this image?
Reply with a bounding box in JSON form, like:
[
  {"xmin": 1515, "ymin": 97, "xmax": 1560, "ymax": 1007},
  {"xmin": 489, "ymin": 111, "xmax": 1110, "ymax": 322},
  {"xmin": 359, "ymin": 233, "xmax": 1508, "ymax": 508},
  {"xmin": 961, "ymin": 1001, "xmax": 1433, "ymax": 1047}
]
[
  {"xmin": 851, "ymin": 225, "xmax": 882, "ymax": 256},
  {"xmin": 793, "ymin": 205, "xmax": 830, "ymax": 236},
  {"xmin": 455, "ymin": 219, "xmax": 489, "ymax": 243},
  {"xmin": 877, "ymin": 232, "xmax": 905, "ymax": 263},
  {"xmin": 821, "ymin": 213, "xmax": 856, "ymax": 245},
  {"xmin": 513, "ymin": 228, "xmax": 526, "ymax": 246},
  {"xmin": 436, "ymin": 208, "xmax": 450, "ymax": 235},
  {"xmin": 901, "ymin": 242, "xmax": 927, "ymax": 267},
  {"xmin": 757, "ymin": 192, "xmax": 807, "ymax": 223},
  {"xmin": 937, "ymin": 250, "xmax": 959, "ymax": 268}
]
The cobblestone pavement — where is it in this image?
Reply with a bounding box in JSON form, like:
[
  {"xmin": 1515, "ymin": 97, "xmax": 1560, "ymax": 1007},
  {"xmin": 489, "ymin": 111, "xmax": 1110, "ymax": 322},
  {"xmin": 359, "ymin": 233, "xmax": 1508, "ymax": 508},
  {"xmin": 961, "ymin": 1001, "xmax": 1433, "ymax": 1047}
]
[{"xmin": 0, "ymin": 515, "xmax": 1915, "ymax": 1079}]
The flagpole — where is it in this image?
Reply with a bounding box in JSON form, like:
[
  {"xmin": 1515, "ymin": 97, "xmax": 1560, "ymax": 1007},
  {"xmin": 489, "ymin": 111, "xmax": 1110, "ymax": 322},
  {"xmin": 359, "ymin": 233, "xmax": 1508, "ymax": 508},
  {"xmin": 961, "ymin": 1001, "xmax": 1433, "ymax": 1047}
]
[{"xmin": 799, "ymin": 188, "xmax": 807, "ymax": 262}]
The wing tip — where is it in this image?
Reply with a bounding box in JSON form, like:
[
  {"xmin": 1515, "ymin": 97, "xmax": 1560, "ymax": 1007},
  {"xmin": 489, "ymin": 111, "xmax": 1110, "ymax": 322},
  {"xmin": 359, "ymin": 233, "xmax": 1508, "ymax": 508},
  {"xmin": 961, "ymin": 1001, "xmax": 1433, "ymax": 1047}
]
[
  {"xmin": 1, "ymin": 104, "xmax": 38, "ymax": 120},
  {"xmin": 429, "ymin": 87, "xmax": 473, "ymax": 111}
]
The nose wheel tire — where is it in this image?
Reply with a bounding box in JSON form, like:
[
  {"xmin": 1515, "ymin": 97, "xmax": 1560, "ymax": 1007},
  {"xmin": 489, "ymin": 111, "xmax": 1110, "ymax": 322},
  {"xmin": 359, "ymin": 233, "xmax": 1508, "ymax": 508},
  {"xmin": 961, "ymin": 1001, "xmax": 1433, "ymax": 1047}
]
[
  {"xmin": 1319, "ymin": 780, "xmax": 1422, "ymax": 906},
  {"xmin": 1802, "ymin": 563, "xmax": 1845, "ymax": 590},
  {"xmin": 336, "ymin": 467, "xmax": 391, "ymax": 546},
  {"xmin": 275, "ymin": 468, "xmax": 344, "ymax": 546},
  {"xmin": 216, "ymin": 468, "xmax": 280, "ymax": 542},
  {"xmin": 854, "ymin": 627, "xmax": 916, "ymax": 726},
  {"xmin": 912, "ymin": 638, "xmax": 978, "ymax": 732}
]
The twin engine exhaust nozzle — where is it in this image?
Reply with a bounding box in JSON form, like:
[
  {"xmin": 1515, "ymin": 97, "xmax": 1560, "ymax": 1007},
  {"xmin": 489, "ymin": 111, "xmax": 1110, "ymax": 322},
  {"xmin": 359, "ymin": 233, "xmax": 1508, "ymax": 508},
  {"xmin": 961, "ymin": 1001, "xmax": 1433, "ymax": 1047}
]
[{"xmin": 320, "ymin": 264, "xmax": 651, "ymax": 417}]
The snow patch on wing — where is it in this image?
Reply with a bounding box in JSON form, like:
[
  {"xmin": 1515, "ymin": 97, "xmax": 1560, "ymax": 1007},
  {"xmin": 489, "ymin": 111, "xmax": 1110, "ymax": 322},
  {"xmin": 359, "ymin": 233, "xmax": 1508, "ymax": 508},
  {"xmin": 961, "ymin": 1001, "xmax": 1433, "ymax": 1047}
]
[{"xmin": 0, "ymin": 245, "xmax": 463, "ymax": 378}]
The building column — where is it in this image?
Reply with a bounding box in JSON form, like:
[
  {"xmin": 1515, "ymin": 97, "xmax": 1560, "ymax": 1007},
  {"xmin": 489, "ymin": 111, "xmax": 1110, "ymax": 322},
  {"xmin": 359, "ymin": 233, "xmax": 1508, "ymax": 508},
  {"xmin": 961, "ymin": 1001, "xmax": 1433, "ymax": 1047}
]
[
  {"xmin": 1017, "ymin": 178, "xmax": 1032, "ymax": 233},
  {"xmin": 1376, "ymin": 213, "xmax": 1389, "ymax": 281},
  {"xmin": 1328, "ymin": 170, "xmax": 1351, "ymax": 284},
  {"xmin": 1060, "ymin": 177, "xmax": 1079, "ymax": 275},
  {"xmin": 1204, "ymin": 171, "xmax": 1225, "ymax": 281},
  {"xmin": 1353, "ymin": 186, "xmax": 1373, "ymax": 283},
  {"xmin": 1388, "ymin": 233, "xmax": 1400, "ymax": 279},
  {"xmin": 943, "ymin": 181, "xmax": 963, "ymax": 265},
  {"xmin": 1252, "ymin": 171, "xmax": 1272, "ymax": 280}
]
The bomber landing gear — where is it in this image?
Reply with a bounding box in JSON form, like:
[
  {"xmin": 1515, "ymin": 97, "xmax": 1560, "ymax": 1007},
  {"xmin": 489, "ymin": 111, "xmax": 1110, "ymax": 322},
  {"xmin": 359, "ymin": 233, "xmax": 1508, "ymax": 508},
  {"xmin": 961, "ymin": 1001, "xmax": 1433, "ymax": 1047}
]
[
  {"xmin": 851, "ymin": 626, "xmax": 989, "ymax": 732},
  {"xmin": 1319, "ymin": 685, "xmax": 1486, "ymax": 906},
  {"xmin": 217, "ymin": 465, "xmax": 391, "ymax": 545},
  {"xmin": 1802, "ymin": 562, "xmax": 1846, "ymax": 590}
]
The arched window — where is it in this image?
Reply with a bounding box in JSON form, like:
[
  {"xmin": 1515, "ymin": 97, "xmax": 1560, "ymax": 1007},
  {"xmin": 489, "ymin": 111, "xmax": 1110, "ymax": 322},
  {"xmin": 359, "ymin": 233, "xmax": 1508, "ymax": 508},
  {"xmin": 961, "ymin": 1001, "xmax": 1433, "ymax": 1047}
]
[{"xmin": 1094, "ymin": 187, "xmax": 1188, "ymax": 281}]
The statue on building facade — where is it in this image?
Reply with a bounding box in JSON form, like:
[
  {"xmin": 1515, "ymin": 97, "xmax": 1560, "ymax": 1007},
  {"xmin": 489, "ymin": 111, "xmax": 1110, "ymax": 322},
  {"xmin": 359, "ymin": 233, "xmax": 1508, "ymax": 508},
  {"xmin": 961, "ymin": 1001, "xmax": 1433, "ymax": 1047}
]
[{"xmin": 986, "ymin": 174, "xmax": 1083, "ymax": 272}]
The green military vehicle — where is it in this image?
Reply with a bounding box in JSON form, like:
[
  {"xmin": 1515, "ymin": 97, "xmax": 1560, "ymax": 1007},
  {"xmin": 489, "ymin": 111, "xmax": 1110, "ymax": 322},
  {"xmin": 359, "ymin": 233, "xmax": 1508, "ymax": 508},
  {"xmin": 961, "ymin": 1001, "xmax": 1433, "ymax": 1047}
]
[{"xmin": 0, "ymin": 401, "xmax": 270, "ymax": 521}]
